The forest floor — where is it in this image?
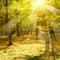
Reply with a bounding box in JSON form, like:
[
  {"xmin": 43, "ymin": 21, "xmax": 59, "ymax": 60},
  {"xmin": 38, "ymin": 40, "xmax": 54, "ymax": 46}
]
[{"xmin": 0, "ymin": 35, "xmax": 60, "ymax": 60}]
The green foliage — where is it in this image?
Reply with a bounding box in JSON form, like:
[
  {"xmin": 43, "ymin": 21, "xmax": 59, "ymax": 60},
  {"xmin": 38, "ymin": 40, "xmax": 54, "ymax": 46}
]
[{"xmin": 0, "ymin": 0, "xmax": 60, "ymax": 35}]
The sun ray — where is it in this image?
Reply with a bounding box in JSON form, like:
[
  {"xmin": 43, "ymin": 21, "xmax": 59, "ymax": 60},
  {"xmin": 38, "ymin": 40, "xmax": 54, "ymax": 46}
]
[
  {"xmin": 46, "ymin": 5, "xmax": 60, "ymax": 15},
  {"xmin": 31, "ymin": 0, "xmax": 46, "ymax": 10}
]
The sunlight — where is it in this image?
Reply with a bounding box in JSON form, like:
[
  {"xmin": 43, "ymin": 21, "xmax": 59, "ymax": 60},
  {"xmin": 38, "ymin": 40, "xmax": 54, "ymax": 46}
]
[
  {"xmin": 31, "ymin": 0, "xmax": 60, "ymax": 14},
  {"xmin": 27, "ymin": 11, "xmax": 37, "ymax": 36},
  {"xmin": 31, "ymin": 0, "xmax": 47, "ymax": 10},
  {"xmin": 46, "ymin": 5, "xmax": 60, "ymax": 14},
  {"xmin": 36, "ymin": 0, "xmax": 44, "ymax": 6}
]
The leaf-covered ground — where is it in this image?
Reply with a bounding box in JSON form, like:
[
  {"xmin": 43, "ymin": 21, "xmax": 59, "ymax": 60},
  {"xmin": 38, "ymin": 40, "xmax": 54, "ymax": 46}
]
[{"xmin": 0, "ymin": 35, "xmax": 60, "ymax": 60}]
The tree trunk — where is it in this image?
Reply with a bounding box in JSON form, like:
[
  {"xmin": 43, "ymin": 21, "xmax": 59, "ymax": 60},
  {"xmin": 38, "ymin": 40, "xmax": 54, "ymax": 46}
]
[
  {"xmin": 49, "ymin": 28, "xmax": 56, "ymax": 60},
  {"xmin": 42, "ymin": 16, "xmax": 50, "ymax": 60},
  {"xmin": 5, "ymin": 0, "xmax": 12, "ymax": 45},
  {"xmin": 5, "ymin": 0, "xmax": 8, "ymax": 24}
]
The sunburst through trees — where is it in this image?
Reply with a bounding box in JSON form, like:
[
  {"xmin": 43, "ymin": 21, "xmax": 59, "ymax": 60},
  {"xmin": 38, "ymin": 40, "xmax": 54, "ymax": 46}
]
[{"xmin": 0, "ymin": 0, "xmax": 60, "ymax": 60}]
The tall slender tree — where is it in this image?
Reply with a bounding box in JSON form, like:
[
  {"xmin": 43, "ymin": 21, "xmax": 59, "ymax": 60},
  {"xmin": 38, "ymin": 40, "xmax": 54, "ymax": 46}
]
[
  {"xmin": 5, "ymin": 0, "xmax": 12, "ymax": 45},
  {"xmin": 5, "ymin": 0, "xmax": 8, "ymax": 24}
]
